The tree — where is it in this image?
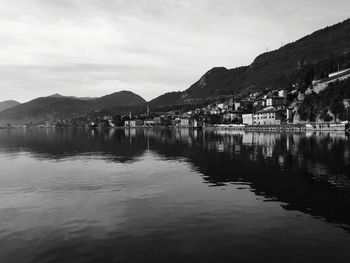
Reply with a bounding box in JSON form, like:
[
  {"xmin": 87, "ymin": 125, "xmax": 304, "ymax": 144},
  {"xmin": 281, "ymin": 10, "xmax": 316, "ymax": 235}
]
[{"xmin": 330, "ymin": 101, "xmax": 345, "ymax": 120}]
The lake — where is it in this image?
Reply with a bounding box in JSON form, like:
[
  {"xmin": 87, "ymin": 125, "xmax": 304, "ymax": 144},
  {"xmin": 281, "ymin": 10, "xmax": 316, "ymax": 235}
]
[{"xmin": 0, "ymin": 128, "xmax": 350, "ymax": 263}]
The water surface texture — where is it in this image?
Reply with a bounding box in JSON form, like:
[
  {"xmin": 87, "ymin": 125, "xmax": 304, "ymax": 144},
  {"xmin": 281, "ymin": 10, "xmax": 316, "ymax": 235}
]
[{"xmin": 0, "ymin": 128, "xmax": 350, "ymax": 263}]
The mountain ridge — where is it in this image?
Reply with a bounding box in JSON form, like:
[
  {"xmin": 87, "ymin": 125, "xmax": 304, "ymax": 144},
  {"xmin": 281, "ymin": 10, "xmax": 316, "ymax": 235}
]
[
  {"xmin": 0, "ymin": 100, "xmax": 20, "ymax": 112},
  {"xmin": 149, "ymin": 18, "xmax": 350, "ymax": 108},
  {"xmin": 0, "ymin": 91, "xmax": 146, "ymax": 124}
]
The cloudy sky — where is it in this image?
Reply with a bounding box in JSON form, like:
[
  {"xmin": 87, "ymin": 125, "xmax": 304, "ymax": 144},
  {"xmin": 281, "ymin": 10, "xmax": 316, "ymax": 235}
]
[{"xmin": 0, "ymin": 0, "xmax": 349, "ymax": 102}]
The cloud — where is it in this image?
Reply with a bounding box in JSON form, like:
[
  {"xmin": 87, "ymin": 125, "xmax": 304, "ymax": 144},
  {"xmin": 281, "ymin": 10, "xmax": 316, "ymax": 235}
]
[{"xmin": 0, "ymin": 0, "xmax": 349, "ymax": 102}]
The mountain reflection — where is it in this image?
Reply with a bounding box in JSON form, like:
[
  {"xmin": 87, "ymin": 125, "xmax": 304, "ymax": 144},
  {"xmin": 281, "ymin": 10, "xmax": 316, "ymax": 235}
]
[{"xmin": 0, "ymin": 128, "xmax": 349, "ymax": 231}]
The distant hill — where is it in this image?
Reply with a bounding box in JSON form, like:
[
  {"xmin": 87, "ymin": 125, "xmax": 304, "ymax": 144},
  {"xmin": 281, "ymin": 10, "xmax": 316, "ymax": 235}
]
[
  {"xmin": 96, "ymin": 91, "xmax": 146, "ymax": 108},
  {"xmin": 150, "ymin": 18, "xmax": 350, "ymax": 108},
  {"xmin": 149, "ymin": 92, "xmax": 183, "ymax": 109},
  {"xmin": 0, "ymin": 100, "xmax": 20, "ymax": 112},
  {"xmin": 0, "ymin": 91, "xmax": 146, "ymax": 124},
  {"xmin": 48, "ymin": 93, "xmax": 96, "ymax": 100}
]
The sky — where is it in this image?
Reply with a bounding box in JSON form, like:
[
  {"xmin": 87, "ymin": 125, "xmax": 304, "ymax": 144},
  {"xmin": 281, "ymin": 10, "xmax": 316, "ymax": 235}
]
[{"xmin": 0, "ymin": 0, "xmax": 349, "ymax": 103}]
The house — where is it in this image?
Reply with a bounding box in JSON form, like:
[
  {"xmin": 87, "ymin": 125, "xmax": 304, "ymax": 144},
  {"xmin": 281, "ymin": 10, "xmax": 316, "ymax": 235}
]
[
  {"xmin": 278, "ymin": 90, "xmax": 287, "ymax": 98},
  {"xmin": 234, "ymin": 102, "xmax": 241, "ymax": 110},
  {"xmin": 217, "ymin": 103, "xmax": 225, "ymax": 110},
  {"xmin": 129, "ymin": 119, "xmax": 144, "ymax": 127},
  {"xmin": 242, "ymin": 114, "xmax": 254, "ymax": 125},
  {"xmin": 193, "ymin": 119, "xmax": 203, "ymax": 129},
  {"xmin": 254, "ymin": 99, "xmax": 265, "ymax": 107},
  {"xmin": 253, "ymin": 109, "xmax": 286, "ymax": 125},
  {"xmin": 286, "ymin": 108, "xmax": 294, "ymax": 123},
  {"xmin": 223, "ymin": 110, "xmax": 243, "ymax": 123},
  {"xmin": 180, "ymin": 118, "xmax": 191, "ymax": 127},
  {"xmin": 179, "ymin": 118, "xmax": 203, "ymax": 128},
  {"xmin": 266, "ymin": 97, "xmax": 285, "ymax": 107}
]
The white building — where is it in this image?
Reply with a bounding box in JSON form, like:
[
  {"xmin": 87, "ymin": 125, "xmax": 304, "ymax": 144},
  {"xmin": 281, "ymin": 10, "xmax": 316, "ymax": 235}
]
[
  {"xmin": 217, "ymin": 103, "xmax": 225, "ymax": 110},
  {"xmin": 234, "ymin": 102, "xmax": 241, "ymax": 110},
  {"xmin": 242, "ymin": 114, "xmax": 254, "ymax": 125},
  {"xmin": 253, "ymin": 110, "xmax": 285, "ymax": 125},
  {"xmin": 129, "ymin": 120, "xmax": 144, "ymax": 127},
  {"xmin": 243, "ymin": 110, "xmax": 286, "ymax": 125},
  {"xmin": 278, "ymin": 90, "xmax": 287, "ymax": 98},
  {"xmin": 180, "ymin": 118, "xmax": 191, "ymax": 127},
  {"xmin": 193, "ymin": 119, "xmax": 203, "ymax": 128}
]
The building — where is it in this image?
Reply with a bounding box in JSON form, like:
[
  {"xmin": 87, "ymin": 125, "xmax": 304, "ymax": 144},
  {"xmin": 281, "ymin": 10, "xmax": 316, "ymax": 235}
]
[
  {"xmin": 286, "ymin": 108, "xmax": 294, "ymax": 123},
  {"xmin": 242, "ymin": 114, "xmax": 254, "ymax": 125},
  {"xmin": 243, "ymin": 109, "xmax": 286, "ymax": 125},
  {"xmin": 144, "ymin": 119, "xmax": 156, "ymax": 126},
  {"xmin": 266, "ymin": 97, "xmax": 285, "ymax": 107},
  {"xmin": 193, "ymin": 119, "xmax": 203, "ymax": 129},
  {"xmin": 223, "ymin": 111, "xmax": 243, "ymax": 123},
  {"xmin": 254, "ymin": 99, "xmax": 265, "ymax": 107},
  {"xmin": 253, "ymin": 109, "xmax": 286, "ymax": 125},
  {"xmin": 234, "ymin": 102, "xmax": 241, "ymax": 110},
  {"xmin": 329, "ymin": 68, "xmax": 350, "ymax": 78},
  {"xmin": 179, "ymin": 118, "xmax": 203, "ymax": 128},
  {"xmin": 180, "ymin": 118, "xmax": 191, "ymax": 127},
  {"xmin": 129, "ymin": 119, "xmax": 144, "ymax": 127},
  {"xmin": 278, "ymin": 90, "xmax": 287, "ymax": 98},
  {"xmin": 217, "ymin": 103, "xmax": 225, "ymax": 110}
]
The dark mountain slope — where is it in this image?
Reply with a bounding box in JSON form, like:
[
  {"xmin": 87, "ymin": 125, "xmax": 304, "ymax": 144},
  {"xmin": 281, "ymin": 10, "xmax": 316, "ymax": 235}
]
[
  {"xmin": 0, "ymin": 91, "xmax": 146, "ymax": 123},
  {"xmin": 96, "ymin": 91, "xmax": 146, "ymax": 108},
  {"xmin": 48, "ymin": 93, "xmax": 96, "ymax": 100},
  {"xmin": 149, "ymin": 92, "xmax": 183, "ymax": 108},
  {"xmin": 0, "ymin": 97, "xmax": 90, "ymax": 123},
  {"xmin": 150, "ymin": 18, "xmax": 350, "ymax": 107}
]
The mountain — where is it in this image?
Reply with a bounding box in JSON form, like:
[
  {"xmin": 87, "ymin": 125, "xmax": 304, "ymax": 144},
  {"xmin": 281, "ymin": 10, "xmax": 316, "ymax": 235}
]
[
  {"xmin": 0, "ymin": 91, "xmax": 146, "ymax": 124},
  {"xmin": 149, "ymin": 92, "xmax": 183, "ymax": 109},
  {"xmin": 96, "ymin": 91, "xmax": 146, "ymax": 108},
  {"xmin": 150, "ymin": 18, "xmax": 350, "ymax": 108},
  {"xmin": 0, "ymin": 100, "xmax": 20, "ymax": 112},
  {"xmin": 48, "ymin": 93, "xmax": 96, "ymax": 100},
  {"xmin": 48, "ymin": 93, "xmax": 66, "ymax": 98}
]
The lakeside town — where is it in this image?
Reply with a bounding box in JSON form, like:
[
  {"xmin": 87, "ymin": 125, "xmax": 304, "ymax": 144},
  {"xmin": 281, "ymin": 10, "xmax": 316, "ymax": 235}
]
[{"xmin": 4, "ymin": 67, "xmax": 350, "ymax": 132}]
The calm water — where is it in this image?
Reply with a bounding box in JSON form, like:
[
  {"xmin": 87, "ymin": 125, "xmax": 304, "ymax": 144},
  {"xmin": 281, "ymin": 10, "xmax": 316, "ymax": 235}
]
[{"xmin": 0, "ymin": 128, "xmax": 350, "ymax": 263}]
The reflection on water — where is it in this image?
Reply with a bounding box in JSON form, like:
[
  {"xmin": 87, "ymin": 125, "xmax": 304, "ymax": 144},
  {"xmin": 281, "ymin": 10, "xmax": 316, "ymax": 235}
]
[{"xmin": 0, "ymin": 128, "xmax": 350, "ymax": 263}]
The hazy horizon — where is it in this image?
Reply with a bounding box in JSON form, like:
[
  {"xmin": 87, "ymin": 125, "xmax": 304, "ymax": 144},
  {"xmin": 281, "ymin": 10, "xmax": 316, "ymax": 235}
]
[{"xmin": 1, "ymin": 0, "xmax": 350, "ymax": 103}]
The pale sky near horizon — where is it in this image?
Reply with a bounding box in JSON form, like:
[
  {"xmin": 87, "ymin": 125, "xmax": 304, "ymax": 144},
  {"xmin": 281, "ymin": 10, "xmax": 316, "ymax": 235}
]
[{"xmin": 0, "ymin": 0, "xmax": 349, "ymax": 103}]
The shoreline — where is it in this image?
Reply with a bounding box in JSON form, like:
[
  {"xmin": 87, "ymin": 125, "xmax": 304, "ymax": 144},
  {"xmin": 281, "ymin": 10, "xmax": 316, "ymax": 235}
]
[{"xmin": 1, "ymin": 124, "xmax": 349, "ymax": 134}]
